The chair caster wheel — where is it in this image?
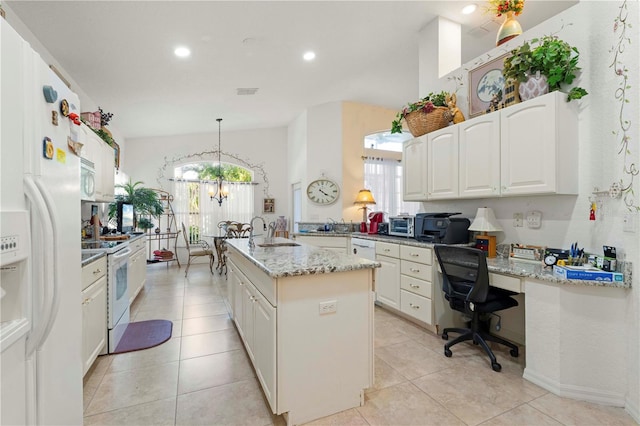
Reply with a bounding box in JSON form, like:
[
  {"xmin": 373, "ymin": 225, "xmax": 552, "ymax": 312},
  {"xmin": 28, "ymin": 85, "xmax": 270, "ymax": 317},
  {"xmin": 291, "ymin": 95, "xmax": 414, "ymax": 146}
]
[
  {"xmin": 442, "ymin": 333, "xmax": 448, "ymax": 340},
  {"xmin": 491, "ymin": 362, "xmax": 502, "ymax": 372},
  {"xmin": 510, "ymin": 348, "xmax": 519, "ymax": 357},
  {"xmin": 444, "ymin": 348, "xmax": 452, "ymax": 357}
]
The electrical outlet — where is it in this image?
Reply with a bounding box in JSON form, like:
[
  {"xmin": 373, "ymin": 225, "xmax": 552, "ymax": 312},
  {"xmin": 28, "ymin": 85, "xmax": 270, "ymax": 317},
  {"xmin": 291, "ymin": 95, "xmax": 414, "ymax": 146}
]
[
  {"xmin": 319, "ymin": 300, "xmax": 337, "ymax": 315},
  {"xmin": 513, "ymin": 213, "xmax": 523, "ymax": 227},
  {"xmin": 526, "ymin": 211, "xmax": 542, "ymax": 229}
]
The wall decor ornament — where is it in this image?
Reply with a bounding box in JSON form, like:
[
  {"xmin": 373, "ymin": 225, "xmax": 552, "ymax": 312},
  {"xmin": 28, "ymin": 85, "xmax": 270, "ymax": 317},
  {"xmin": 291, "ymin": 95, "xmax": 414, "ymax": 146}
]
[
  {"xmin": 610, "ymin": 0, "xmax": 638, "ymax": 211},
  {"xmin": 263, "ymin": 198, "xmax": 275, "ymax": 213}
]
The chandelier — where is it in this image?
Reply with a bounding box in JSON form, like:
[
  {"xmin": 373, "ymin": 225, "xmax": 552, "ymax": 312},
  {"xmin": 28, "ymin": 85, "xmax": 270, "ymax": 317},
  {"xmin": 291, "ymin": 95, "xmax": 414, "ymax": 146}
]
[{"xmin": 208, "ymin": 118, "xmax": 228, "ymax": 206}]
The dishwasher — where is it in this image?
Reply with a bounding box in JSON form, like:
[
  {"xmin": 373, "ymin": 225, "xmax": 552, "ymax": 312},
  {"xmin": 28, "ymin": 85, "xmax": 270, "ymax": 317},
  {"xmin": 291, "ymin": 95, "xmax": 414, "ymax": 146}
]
[{"xmin": 351, "ymin": 237, "xmax": 376, "ymax": 261}]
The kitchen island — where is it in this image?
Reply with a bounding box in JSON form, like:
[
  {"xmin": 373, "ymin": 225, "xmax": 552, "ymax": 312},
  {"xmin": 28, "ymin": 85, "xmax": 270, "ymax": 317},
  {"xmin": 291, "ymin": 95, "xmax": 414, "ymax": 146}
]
[{"xmin": 225, "ymin": 237, "xmax": 379, "ymax": 426}]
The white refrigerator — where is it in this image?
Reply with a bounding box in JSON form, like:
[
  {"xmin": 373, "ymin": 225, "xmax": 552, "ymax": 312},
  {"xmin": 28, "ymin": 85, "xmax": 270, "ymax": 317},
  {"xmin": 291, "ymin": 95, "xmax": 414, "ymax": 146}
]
[{"xmin": 0, "ymin": 19, "xmax": 83, "ymax": 425}]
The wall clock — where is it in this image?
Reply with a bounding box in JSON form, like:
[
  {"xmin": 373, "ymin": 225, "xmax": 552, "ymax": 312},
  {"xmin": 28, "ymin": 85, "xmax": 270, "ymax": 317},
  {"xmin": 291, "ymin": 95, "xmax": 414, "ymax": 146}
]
[{"xmin": 306, "ymin": 178, "xmax": 340, "ymax": 205}]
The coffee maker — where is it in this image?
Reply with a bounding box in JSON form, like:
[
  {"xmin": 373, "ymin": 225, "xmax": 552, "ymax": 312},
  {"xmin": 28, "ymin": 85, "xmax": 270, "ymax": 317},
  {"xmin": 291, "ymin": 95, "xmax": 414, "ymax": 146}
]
[{"xmin": 368, "ymin": 211, "xmax": 384, "ymax": 234}]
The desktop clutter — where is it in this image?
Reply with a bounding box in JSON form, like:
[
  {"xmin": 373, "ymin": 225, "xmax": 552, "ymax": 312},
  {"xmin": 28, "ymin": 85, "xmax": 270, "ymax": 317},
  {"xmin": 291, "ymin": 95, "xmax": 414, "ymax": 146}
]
[{"xmin": 509, "ymin": 243, "xmax": 623, "ymax": 282}]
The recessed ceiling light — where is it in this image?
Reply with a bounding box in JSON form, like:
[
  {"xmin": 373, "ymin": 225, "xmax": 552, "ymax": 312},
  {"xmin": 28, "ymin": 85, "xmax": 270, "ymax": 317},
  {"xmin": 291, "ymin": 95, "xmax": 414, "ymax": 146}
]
[
  {"xmin": 174, "ymin": 46, "xmax": 191, "ymax": 58},
  {"xmin": 462, "ymin": 4, "xmax": 477, "ymax": 15},
  {"xmin": 303, "ymin": 51, "xmax": 316, "ymax": 61}
]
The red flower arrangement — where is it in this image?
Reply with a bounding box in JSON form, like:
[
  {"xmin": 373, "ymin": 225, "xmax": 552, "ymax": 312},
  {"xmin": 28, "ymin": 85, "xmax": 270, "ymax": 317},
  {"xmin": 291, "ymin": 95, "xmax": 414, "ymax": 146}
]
[{"xmin": 487, "ymin": 0, "xmax": 525, "ymax": 17}]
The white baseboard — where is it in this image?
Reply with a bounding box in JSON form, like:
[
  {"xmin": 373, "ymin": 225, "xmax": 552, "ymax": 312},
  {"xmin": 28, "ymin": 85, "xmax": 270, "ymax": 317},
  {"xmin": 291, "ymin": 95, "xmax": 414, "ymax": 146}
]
[
  {"xmin": 523, "ymin": 367, "xmax": 626, "ymax": 407},
  {"xmin": 625, "ymin": 396, "xmax": 640, "ymax": 424}
]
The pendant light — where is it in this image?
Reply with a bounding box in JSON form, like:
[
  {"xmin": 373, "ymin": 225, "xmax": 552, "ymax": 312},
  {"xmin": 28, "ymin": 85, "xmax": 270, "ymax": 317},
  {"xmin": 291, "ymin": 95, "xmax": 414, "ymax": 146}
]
[{"xmin": 209, "ymin": 118, "xmax": 228, "ymax": 206}]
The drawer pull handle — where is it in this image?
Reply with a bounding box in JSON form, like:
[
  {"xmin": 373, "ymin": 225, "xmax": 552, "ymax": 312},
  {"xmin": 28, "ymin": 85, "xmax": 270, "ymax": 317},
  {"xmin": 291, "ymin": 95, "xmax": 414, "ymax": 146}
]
[
  {"xmin": 410, "ymin": 253, "xmax": 419, "ymax": 257},
  {"xmin": 384, "ymin": 248, "xmax": 390, "ymax": 252},
  {"xmin": 410, "ymin": 268, "xmax": 420, "ymax": 273},
  {"xmin": 93, "ymin": 268, "xmax": 102, "ymax": 274},
  {"xmin": 409, "ymin": 303, "xmax": 420, "ymax": 309},
  {"xmin": 410, "ymin": 284, "xmax": 420, "ymax": 289}
]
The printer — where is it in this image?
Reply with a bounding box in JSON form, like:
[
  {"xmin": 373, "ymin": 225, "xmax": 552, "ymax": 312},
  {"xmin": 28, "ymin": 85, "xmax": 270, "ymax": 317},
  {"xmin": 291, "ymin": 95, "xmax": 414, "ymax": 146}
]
[{"xmin": 414, "ymin": 213, "xmax": 471, "ymax": 244}]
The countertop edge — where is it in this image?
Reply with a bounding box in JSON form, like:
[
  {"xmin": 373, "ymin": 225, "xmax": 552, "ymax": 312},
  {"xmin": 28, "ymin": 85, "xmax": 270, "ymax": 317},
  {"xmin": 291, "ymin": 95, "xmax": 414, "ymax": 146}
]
[{"xmin": 226, "ymin": 237, "xmax": 380, "ymax": 279}]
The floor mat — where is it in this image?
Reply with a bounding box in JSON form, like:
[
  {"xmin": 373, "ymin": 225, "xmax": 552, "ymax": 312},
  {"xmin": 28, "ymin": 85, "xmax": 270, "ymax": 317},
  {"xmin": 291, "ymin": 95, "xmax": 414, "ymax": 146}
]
[{"xmin": 112, "ymin": 319, "xmax": 173, "ymax": 354}]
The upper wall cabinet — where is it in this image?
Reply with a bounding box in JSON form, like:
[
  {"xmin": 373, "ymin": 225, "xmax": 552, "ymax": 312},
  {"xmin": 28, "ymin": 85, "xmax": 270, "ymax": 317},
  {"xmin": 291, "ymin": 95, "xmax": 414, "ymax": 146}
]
[
  {"xmin": 402, "ymin": 136, "xmax": 428, "ymax": 201},
  {"xmin": 81, "ymin": 124, "xmax": 115, "ymax": 202},
  {"xmin": 401, "ymin": 91, "xmax": 578, "ymax": 201},
  {"xmin": 500, "ymin": 92, "xmax": 578, "ymax": 196}
]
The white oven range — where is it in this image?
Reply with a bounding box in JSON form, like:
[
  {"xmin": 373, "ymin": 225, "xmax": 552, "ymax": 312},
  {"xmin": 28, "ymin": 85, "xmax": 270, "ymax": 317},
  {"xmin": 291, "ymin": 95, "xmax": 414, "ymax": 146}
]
[{"xmin": 82, "ymin": 240, "xmax": 131, "ymax": 353}]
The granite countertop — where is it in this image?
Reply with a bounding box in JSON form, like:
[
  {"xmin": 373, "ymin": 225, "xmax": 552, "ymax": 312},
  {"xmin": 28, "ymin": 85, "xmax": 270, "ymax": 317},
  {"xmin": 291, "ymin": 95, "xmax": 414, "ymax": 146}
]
[
  {"xmin": 225, "ymin": 237, "xmax": 380, "ymax": 279},
  {"xmin": 349, "ymin": 233, "xmax": 632, "ymax": 289},
  {"xmin": 81, "ymin": 251, "xmax": 106, "ymax": 267},
  {"xmin": 293, "ymin": 231, "xmax": 353, "ymax": 237}
]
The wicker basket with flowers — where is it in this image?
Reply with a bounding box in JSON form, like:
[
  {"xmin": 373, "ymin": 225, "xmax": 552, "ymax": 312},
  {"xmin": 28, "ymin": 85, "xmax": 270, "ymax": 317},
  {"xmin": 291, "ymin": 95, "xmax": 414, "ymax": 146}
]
[{"xmin": 391, "ymin": 91, "xmax": 452, "ymax": 137}]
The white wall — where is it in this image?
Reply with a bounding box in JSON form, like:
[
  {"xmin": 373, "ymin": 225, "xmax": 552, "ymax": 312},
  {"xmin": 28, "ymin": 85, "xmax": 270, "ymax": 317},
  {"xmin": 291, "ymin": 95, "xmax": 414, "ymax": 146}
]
[
  {"xmin": 420, "ymin": 1, "xmax": 639, "ymax": 417},
  {"xmin": 124, "ymin": 126, "xmax": 289, "ymax": 222}
]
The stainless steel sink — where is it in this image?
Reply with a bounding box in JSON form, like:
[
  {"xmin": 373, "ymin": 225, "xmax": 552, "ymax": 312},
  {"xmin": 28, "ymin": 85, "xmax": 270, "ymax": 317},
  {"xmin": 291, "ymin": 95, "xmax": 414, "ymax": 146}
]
[{"xmin": 257, "ymin": 242, "xmax": 300, "ymax": 248}]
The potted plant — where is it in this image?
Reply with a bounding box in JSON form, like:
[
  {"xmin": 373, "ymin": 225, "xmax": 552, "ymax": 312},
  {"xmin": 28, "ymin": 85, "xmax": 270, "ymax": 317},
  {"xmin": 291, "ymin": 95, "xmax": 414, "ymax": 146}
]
[
  {"xmin": 502, "ymin": 35, "xmax": 588, "ymax": 101},
  {"xmin": 390, "ymin": 91, "xmax": 451, "ymax": 137},
  {"xmin": 108, "ymin": 180, "xmax": 164, "ymax": 230}
]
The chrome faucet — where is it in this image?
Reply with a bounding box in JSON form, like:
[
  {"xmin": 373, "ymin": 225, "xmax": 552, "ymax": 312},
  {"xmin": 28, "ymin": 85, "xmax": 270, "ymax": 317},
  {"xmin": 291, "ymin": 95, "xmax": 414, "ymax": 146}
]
[
  {"xmin": 267, "ymin": 221, "xmax": 277, "ymax": 240},
  {"xmin": 249, "ymin": 216, "xmax": 266, "ymax": 249}
]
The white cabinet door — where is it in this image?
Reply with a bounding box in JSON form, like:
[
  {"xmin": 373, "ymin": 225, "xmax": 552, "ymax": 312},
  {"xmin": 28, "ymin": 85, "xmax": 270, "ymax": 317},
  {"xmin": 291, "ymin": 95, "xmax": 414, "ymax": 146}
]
[
  {"xmin": 100, "ymin": 140, "xmax": 115, "ymax": 201},
  {"xmin": 402, "ymin": 136, "xmax": 428, "ymax": 201},
  {"xmin": 427, "ymin": 127, "xmax": 458, "ymax": 200},
  {"xmin": 459, "ymin": 113, "xmax": 501, "ymax": 198},
  {"xmin": 230, "ymin": 266, "xmax": 245, "ymax": 339},
  {"xmin": 375, "ymin": 254, "xmax": 400, "ymax": 309},
  {"xmin": 500, "ymin": 92, "xmax": 577, "ymax": 195},
  {"xmin": 128, "ymin": 247, "xmax": 146, "ymax": 304},
  {"xmin": 253, "ymin": 290, "xmax": 276, "ymax": 412},
  {"xmin": 82, "ymin": 275, "xmax": 107, "ymax": 376},
  {"xmin": 242, "ymin": 283, "xmax": 256, "ymax": 362}
]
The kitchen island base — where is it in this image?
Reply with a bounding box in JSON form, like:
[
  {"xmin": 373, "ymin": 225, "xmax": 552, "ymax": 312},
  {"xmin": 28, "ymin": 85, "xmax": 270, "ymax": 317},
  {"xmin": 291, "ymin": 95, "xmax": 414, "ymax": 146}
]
[{"xmin": 226, "ymin": 239, "xmax": 376, "ymax": 426}]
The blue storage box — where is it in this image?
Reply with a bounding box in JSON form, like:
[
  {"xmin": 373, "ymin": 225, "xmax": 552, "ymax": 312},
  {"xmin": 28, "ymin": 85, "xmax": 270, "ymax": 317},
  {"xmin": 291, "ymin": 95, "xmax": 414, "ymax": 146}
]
[{"xmin": 553, "ymin": 265, "xmax": 624, "ymax": 282}]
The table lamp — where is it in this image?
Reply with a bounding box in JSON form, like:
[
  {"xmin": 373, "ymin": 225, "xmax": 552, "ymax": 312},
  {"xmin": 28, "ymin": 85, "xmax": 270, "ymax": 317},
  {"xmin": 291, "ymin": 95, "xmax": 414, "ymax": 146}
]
[
  {"xmin": 353, "ymin": 189, "xmax": 376, "ymax": 232},
  {"xmin": 469, "ymin": 207, "xmax": 502, "ymax": 258}
]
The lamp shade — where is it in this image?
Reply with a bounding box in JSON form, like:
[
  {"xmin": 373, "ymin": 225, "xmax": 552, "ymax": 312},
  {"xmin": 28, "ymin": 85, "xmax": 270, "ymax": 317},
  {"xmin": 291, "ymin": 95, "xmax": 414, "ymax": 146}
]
[
  {"xmin": 354, "ymin": 189, "xmax": 376, "ymax": 205},
  {"xmin": 469, "ymin": 207, "xmax": 502, "ymax": 232}
]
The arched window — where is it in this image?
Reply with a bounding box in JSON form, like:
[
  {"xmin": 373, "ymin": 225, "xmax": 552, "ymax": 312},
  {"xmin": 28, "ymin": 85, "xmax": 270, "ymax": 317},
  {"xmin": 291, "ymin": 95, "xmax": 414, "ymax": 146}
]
[{"xmin": 172, "ymin": 162, "xmax": 255, "ymax": 241}]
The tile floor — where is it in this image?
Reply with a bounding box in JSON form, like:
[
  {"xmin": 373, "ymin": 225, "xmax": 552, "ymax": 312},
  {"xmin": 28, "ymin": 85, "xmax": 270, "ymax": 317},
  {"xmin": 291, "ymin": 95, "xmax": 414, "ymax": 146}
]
[{"xmin": 83, "ymin": 263, "xmax": 637, "ymax": 426}]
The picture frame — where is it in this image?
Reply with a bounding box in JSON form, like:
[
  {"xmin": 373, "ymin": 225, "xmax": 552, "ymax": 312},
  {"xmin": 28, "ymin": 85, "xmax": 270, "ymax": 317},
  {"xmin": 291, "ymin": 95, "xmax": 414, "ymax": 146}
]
[
  {"xmin": 263, "ymin": 198, "xmax": 275, "ymax": 213},
  {"xmin": 468, "ymin": 53, "xmax": 510, "ymax": 118}
]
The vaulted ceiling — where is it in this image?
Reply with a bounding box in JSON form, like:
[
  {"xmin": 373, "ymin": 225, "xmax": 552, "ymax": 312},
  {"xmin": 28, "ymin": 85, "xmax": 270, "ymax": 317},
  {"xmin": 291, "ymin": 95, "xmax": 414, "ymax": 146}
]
[{"xmin": 6, "ymin": 1, "xmax": 577, "ymax": 139}]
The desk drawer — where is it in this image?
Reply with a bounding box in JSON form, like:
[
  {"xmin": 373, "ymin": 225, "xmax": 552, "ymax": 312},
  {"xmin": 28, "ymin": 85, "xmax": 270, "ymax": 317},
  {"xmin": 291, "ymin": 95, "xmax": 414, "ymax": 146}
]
[
  {"xmin": 400, "ymin": 259, "xmax": 432, "ymax": 281},
  {"xmin": 400, "ymin": 275, "xmax": 432, "ymax": 299},
  {"xmin": 489, "ymin": 273, "xmax": 524, "ymax": 293},
  {"xmin": 129, "ymin": 237, "xmax": 145, "ymax": 253},
  {"xmin": 376, "ymin": 242, "xmax": 399, "ymax": 258},
  {"xmin": 400, "ymin": 290, "xmax": 433, "ymax": 324},
  {"xmin": 400, "ymin": 245, "xmax": 432, "ymax": 265}
]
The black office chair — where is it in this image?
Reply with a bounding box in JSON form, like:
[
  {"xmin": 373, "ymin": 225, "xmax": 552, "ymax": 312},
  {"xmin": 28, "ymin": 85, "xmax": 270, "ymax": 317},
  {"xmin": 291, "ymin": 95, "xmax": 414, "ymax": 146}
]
[{"xmin": 434, "ymin": 245, "xmax": 519, "ymax": 372}]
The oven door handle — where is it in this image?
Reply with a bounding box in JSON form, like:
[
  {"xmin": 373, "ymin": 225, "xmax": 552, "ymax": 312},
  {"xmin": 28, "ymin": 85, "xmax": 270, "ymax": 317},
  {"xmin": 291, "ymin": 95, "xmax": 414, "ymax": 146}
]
[{"xmin": 113, "ymin": 248, "xmax": 132, "ymax": 259}]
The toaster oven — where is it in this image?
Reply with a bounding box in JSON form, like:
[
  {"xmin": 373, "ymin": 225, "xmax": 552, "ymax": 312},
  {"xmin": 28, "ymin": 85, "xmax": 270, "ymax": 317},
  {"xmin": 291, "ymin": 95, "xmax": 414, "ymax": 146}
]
[{"xmin": 388, "ymin": 216, "xmax": 415, "ymax": 238}]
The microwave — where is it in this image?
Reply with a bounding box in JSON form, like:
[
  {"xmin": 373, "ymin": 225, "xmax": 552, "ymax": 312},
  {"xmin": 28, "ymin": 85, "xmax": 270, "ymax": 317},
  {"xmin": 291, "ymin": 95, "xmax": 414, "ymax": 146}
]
[{"xmin": 388, "ymin": 216, "xmax": 415, "ymax": 237}]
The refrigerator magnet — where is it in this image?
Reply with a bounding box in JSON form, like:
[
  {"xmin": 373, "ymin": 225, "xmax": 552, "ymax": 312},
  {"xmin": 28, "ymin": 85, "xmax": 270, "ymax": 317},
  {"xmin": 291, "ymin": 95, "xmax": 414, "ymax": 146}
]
[
  {"xmin": 43, "ymin": 85, "xmax": 58, "ymax": 103},
  {"xmin": 52, "ymin": 110, "xmax": 58, "ymax": 126},
  {"xmin": 43, "ymin": 137, "xmax": 54, "ymax": 159},
  {"xmin": 60, "ymin": 99, "xmax": 69, "ymax": 117}
]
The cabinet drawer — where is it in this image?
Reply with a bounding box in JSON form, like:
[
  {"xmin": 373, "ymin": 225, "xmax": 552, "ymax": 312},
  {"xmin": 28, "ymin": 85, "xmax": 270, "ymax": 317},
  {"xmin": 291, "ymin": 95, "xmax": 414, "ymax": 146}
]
[
  {"xmin": 400, "ymin": 245, "xmax": 432, "ymax": 265},
  {"xmin": 82, "ymin": 256, "xmax": 107, "ymax": 290},
  {"xmin": 400, "ymin": 275, "xmax": 432, "ymax": 299},
  {"xmin": 489, "ymin": 273, "xmax": 524, "ymax": 293},
  {"xmin": 400, "ymin": 289, "xmax": 433, "ymax": 324},
  {"xmin": 376, "ymin": 241, "xmax": 399, "ymax": 258},
  {"xmin": 400, "ymin": 259, "xmax": 432, "ymax": 281}
]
